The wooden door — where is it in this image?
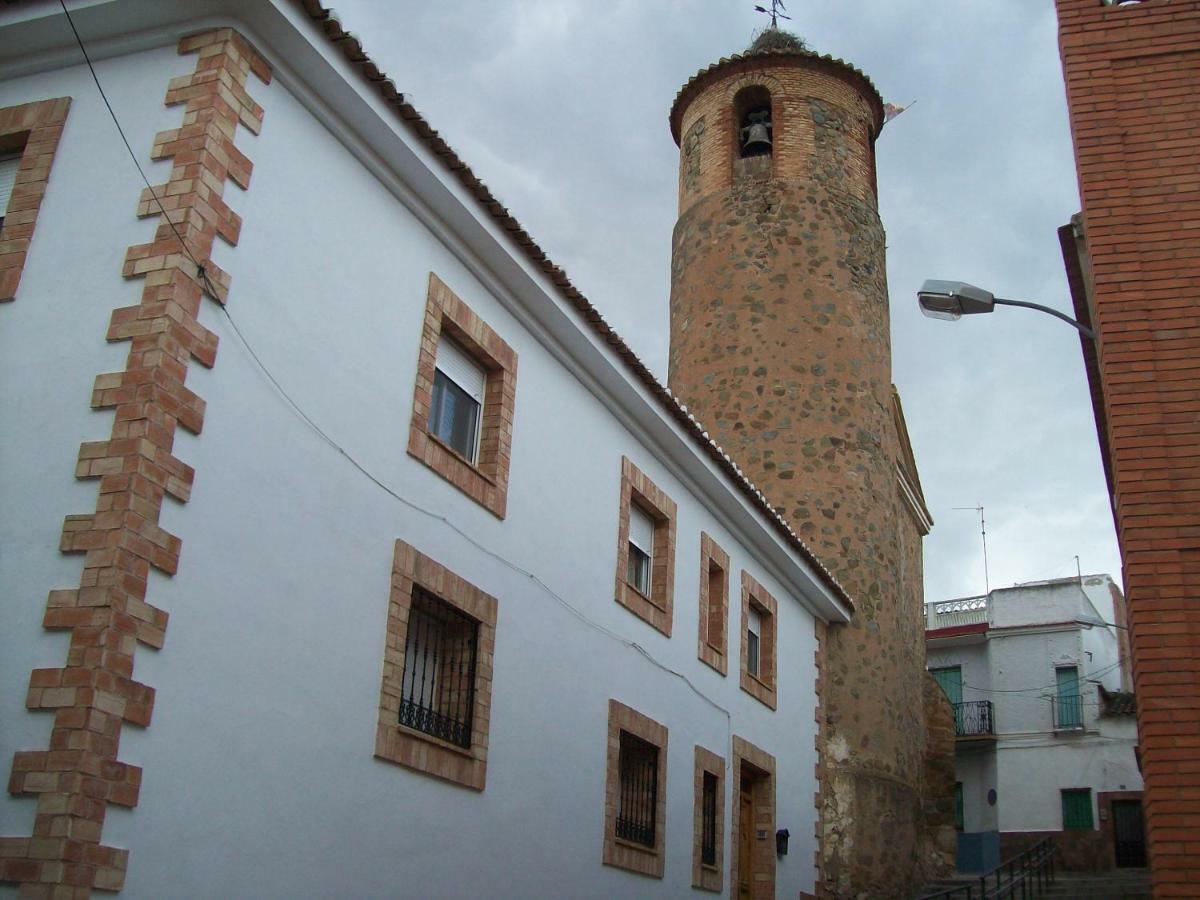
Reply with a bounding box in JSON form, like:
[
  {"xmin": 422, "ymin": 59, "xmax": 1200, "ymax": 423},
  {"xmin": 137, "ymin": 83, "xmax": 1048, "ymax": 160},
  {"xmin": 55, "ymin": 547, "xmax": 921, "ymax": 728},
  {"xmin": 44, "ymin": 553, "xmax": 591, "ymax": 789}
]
[{"xmin": 738, "ymin": 779, "xmax": 753, "ymax": 898}]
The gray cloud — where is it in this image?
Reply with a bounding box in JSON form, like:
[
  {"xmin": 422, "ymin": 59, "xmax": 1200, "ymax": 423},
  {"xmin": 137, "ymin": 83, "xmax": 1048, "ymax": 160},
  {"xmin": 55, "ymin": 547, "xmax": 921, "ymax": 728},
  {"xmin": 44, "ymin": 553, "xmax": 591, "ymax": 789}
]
[{"xmin": 333, "ymin": 0, "xmax": 1122, "ymax": 603}]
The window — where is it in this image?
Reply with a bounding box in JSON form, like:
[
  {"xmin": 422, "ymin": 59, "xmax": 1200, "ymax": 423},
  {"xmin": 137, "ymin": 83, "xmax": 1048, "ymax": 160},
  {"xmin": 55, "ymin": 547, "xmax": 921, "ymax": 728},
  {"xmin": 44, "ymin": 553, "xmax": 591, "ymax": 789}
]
[
  {"xmin": 627, "ymin": 504, "xmax": 654, "ymax": 596},
  {"xmin": 1062, "ymin": 788, "xmax": 1094, "ymax": 830},
  {"xmin": 604, "ymin": 700, "xmax": 668, "ymax": 878},
  {"xmin": 747, "ymin": 606, "xmax": 762, "ymax": 677},
  {"xmin": 1055, "ymin": 666, "xmax": 1083, "ymax": 729},
  {"xmin": 398, "ymin": 587, "xmax": 479, "ymax": 748},
  {"xmin": 697, "ymin": 533, "xmax": 729, "ymax": 675},
  {"xmin": 617, "ymin": 732, "xmax": 659, "ymax": 847},
  {"xmin": 0, "ymin": 97, "xmax": 72, "ymax": 302},
  {"xmin": 408, "ymin": 273, "xmax": 518, "ymax": 519},
  {"xmin": 692, "ymin": 745, "xmax": 725, "ymax": 892},
  {"xmin": 614, "ymin": 457, "xmax": 677, "ymax": 636},
  {"xmin": 0, "ymin": 153, "xmax": 18, "ymax": 228},
  {"xmin": 739, "ymin": 572, "xmax": 778, "ymax": 709},
  {"xmin": 954, "ymin": 782, "xmax": 964, "ymax": 831},
  {"xmin": 375, "ymin": 541, "xmax": 498, "ymax": 791},
  {"xmin": 428, "ymin": 335, "xmax": 485, "ymax": 463}
]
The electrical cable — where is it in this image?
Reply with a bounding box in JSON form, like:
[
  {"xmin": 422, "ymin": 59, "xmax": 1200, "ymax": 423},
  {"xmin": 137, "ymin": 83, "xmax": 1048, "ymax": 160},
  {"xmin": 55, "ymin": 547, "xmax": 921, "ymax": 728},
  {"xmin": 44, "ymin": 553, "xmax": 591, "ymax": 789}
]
[
  {"xmin": 59, "ymin": 0, "xmax": 738, "ymax": 746},
  {"xmin": 59, "ymin": 0, "xmax": 217, "ymax": 298}
]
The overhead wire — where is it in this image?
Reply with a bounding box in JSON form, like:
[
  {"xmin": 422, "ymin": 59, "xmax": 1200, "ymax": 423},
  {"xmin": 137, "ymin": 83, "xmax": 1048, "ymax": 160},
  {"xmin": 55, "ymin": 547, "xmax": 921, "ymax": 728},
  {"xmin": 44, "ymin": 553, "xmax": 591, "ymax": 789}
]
[{"xmin": 57, "ymin": 0, "xmax": 738, "ymax": 744}]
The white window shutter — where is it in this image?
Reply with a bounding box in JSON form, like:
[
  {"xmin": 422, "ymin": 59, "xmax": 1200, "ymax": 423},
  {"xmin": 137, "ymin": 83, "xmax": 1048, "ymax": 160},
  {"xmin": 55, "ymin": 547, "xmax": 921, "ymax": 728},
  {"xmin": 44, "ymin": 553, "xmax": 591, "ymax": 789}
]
[
  {"xmin": 0, "ymin": 155, "xmax": 19, "ymax": 217},
  {"xmin": 628, "ymin": 505, "xmax": 655, "ymax": 556},
  {"xmin": 435, "ymin": 335, "xmax": 486, "ymax": 403},
  {"xmin": 747, "ymin": 607, "xmax": 762, "ymax": 638}
]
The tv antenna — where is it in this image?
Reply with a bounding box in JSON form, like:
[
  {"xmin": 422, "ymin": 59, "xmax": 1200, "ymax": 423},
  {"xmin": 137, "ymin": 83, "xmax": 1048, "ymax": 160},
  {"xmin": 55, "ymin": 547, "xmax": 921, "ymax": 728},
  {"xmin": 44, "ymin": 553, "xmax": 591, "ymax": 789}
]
[
  {"xmin": 753, "ymin": 0, "xmax": 791, "ymax": 28},
  {"xmin": 954, "ymin": 504, "xmax": 990, "ymax": 595}
]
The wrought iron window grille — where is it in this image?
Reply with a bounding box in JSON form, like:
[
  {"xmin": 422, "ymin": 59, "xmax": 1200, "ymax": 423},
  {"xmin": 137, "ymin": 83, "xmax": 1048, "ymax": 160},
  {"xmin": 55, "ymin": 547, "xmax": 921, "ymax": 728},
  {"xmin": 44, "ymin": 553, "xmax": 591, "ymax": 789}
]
[
  {"xmin": 701, "ymin": 771, "xmax": 718, "ymax": 866},
  {"xmin": 616, "ymin": 731, "xmax": 658, "ymax": 848},
  {"xmin": 398, "ymin": 587, "xmax": 479, "ymax": 749}
]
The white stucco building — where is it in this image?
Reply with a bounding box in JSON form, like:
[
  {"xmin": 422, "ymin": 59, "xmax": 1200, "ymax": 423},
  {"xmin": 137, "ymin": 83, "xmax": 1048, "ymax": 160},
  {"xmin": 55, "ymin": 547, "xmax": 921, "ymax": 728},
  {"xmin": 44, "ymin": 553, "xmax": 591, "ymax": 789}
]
[
  {"xmin": 925, "ymin": 574, "xmax": 1144, "ymax": 874},
  {"xmin": 0, "ymin": 1, "xmax": 862, "ymax": 897}
]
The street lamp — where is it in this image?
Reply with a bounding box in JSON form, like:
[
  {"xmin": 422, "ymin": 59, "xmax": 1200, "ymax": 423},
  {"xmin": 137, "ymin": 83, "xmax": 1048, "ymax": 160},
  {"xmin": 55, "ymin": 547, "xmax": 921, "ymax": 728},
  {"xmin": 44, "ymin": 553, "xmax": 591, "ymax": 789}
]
[{"xmin": 917, "ymin": 279, "xmax": 1096, "ymax": 339}]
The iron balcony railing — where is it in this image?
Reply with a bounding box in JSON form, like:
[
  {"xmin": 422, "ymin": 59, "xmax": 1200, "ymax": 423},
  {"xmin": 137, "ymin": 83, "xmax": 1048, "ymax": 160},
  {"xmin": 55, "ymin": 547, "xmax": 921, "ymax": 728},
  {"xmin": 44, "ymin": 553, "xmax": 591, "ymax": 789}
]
[
  {"xmin": 953, "ymin": 700, "xmax": 995, "ymax": 738},
  {"xmin": 1052, "ymin": 695, "xmax": 1084, "ymax": 730},
  {"xmin": 918, "ymin": 837, "xmax": 1056, "ymax": 899}
]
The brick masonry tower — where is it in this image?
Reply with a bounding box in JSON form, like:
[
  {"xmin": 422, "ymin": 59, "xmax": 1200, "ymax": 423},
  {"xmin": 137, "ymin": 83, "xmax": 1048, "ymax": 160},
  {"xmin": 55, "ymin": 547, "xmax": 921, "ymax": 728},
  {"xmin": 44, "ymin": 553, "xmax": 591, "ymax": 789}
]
[
  {"xmin": 1056, "ymin": 1, "xmax": 1200, "ymax": 894},
  {"xmin": 668, "ymin": 30, "xmax": 944, "ymax": 898}
]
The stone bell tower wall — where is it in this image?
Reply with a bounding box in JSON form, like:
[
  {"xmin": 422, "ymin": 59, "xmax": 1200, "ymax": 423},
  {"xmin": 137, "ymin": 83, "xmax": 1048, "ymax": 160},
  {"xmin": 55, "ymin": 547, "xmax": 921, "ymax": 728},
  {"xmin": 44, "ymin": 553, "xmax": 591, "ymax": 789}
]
[{"xmin": 667, "ymin": 50, "xmax": 934, "ymax": 897}]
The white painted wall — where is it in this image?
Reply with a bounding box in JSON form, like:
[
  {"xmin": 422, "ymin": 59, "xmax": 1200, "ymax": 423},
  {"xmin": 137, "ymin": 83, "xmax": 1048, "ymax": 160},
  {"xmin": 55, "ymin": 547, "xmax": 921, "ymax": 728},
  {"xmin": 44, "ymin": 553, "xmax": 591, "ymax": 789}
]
[
  {"xmin": 926, "ymin": 578, "xmax": 1141, "ymax": 839},
  {"xmin": 0, "ymin": 8, "xmax": 831, "ymax": 898}
]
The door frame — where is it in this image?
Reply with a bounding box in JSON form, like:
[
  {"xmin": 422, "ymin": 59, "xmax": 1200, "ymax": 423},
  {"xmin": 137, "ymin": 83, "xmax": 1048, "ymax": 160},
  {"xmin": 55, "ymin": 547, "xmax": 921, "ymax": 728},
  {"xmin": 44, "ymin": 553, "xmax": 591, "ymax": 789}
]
[{"xmin": 730, "ymin": 735, "xmax": 776, "ymax": 900}]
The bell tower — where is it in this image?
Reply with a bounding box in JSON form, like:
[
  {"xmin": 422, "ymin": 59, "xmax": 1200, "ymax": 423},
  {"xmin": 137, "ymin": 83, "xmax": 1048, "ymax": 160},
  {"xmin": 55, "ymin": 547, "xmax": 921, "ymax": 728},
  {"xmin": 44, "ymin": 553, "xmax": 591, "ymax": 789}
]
[{"xmin": 667, "ymin": 30, "xmax": 939, "ymax": 897}]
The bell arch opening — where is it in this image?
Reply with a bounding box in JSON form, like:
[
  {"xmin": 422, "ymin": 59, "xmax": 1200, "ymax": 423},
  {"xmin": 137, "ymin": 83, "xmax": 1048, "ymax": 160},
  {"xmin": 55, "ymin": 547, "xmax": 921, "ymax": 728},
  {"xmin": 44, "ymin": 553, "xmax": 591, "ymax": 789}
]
[{"xmin": 734, "ymin": 85, "xmax": 773, "ymax": 160}]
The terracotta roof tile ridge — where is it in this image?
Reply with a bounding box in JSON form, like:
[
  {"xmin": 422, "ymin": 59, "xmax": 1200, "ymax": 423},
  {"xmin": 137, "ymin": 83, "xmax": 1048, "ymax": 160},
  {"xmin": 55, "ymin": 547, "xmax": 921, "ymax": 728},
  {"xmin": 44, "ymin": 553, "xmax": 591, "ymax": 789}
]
[{"xmin": 293, "ymin": 0, "xmax": 853, "ymax": 613}]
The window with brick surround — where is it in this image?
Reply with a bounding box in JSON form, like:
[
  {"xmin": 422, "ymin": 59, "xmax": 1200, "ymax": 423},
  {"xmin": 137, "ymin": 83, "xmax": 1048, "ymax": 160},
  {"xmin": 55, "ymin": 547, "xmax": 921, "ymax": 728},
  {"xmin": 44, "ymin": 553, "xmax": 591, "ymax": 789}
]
[
  {"xmin": 604, "ymin": 699, "xmax": 668, "ymax": 878},
  {"xmin": 0, "ymin": 97, "xmax": 71, "ymax": 302},
  {"xmin": 697, "ymin": 533, "xmax": 729, "ymax": 674},
  {"xmin": 614, "ymin": 457, "xmax": 677, "ymax": 636},
  {"xmin": 692, "ymin": 745, "xmax": 725, "ymax": 892},
  {"xmin": 739, "ymin": 572, "xmax": 778, "ymax": 710},
  {"xmin": 408, "ymin": 273, "xmax": 517, "ymax": 519},
  {"xmin": 376, "ymin": 540, "xmax": 498, "ymax": 791}
]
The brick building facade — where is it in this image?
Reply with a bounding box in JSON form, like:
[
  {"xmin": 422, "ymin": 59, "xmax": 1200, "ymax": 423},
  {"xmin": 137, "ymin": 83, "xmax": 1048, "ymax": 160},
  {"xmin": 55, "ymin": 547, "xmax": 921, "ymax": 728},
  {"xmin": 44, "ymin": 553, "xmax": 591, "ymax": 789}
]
[{"xmin": 1055, "ymin": 0, "xmax": 1200, "ymax": 895}]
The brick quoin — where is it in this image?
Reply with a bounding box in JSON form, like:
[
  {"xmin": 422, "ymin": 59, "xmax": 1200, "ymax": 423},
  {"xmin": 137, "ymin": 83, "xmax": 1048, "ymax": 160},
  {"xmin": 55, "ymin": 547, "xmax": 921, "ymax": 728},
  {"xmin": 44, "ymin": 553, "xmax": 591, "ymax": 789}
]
[
  {"xmin": 1056, "ymin": 0, "xmax": 1200, "ymax": 895},
  {"xmin": 0, "ymin": 29, "xmax": 269, "ymax": 897}
]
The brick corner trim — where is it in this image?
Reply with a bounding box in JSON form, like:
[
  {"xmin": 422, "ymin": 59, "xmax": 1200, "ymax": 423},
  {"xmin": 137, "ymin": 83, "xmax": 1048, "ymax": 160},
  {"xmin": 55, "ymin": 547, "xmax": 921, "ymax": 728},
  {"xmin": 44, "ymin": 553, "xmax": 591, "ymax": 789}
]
[
  {"xmin": 407, "ymin": 272, "xmax": 518, "ymax": 519},
  {"xmin": 374, "ymin": 540, "xmax": 498, "ymax": 792},
  {"xmin": 614, "ymin": 457, "xmax": 677, "ymax": 636},
  {"xmin": 603, "ymin": 699, "xmax": 668, "ymax": 878},
  {"xmin": 0, "ymin": 29, "xmax": 269, "ymax": 895},
  {"xmin": 0, "ymin": 96, "xmax": 72, "ymax": 302}
]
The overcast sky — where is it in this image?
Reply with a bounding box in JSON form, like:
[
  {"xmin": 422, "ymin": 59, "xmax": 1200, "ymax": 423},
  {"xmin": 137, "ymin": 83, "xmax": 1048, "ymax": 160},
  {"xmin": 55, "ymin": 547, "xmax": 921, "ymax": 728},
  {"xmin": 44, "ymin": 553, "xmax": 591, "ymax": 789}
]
[{"xmin": 332, "ymin": 0, "xmax": 1121, "ymax": 604}]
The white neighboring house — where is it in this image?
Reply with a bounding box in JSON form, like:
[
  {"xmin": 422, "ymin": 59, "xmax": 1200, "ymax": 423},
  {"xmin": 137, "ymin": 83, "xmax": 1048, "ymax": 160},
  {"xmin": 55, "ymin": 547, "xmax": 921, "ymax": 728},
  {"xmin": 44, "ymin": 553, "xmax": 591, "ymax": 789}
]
[
  {"xmin": 0, "ymin": 1, "xmax": 852, "ymax": 897},
  {"xmin": 925, "ymin": 575, "xmax": 1144, "ymax": 874}
]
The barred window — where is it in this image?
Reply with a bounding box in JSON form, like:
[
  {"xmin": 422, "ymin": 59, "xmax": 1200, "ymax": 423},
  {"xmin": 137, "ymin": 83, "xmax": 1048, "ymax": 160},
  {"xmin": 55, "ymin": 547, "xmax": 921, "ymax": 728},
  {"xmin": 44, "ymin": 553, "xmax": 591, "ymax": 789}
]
[
  {"xmin": 617, "ymin": 731, "xmax": 659, "ymax": 847},
  {"xmin": 701, "ymin": 771, "xmax": 718, "ymax": 866},
  {"xmin": 399, "ymin": 588, "xmax": 479, "ymax": 748}
]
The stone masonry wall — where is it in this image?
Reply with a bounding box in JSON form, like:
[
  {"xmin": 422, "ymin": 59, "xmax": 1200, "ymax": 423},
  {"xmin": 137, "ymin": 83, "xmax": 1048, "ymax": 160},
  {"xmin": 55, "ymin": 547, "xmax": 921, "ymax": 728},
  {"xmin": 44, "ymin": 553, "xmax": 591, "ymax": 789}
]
[{"xmin": 668, "ymin": 54, "xmax": 930, "ymax": 898}]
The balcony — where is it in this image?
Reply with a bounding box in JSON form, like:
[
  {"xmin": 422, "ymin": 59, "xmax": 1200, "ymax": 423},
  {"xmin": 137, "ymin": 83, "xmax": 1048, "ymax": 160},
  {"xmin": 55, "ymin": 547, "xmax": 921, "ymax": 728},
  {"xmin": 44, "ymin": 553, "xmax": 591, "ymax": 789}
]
[
  {"xmin": 953, "ymin": 700, "xmax": 995, "ymax": 741},
  {"xmin": 927, "ymin": 596, "xmax": 989, "ymax": 631},
  {"xmin": 1052, "ymin": 695, "xmax": 1084, "ymax": 731}
]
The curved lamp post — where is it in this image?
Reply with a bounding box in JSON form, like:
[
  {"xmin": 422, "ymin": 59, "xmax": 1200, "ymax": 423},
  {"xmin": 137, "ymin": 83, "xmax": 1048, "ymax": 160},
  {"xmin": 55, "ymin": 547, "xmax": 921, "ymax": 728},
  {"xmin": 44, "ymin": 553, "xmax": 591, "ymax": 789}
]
[{"xmin": 917, "ymin": 279, "xmax": 1095, "ymax": 339}]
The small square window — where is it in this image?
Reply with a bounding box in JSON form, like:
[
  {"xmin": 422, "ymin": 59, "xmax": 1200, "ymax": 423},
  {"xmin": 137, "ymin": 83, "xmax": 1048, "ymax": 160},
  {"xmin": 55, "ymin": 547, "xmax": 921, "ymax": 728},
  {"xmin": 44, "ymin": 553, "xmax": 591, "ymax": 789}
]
[
  {"xmin": 398, "ymin": 587, "xmax": 479, "ymax": 749},
  {"xmin": 739, "ymin": 572, "xmax": 778, "ymax": 710},
  {"xmin": 614, "ymin": 458, "xmax": 677, "ymax": 636},
  {"xmin": 376, "ymin": 541, "xmax": 498, "ymax": 792},
  {"xmin": 408, "ymin": 273, "xmax": 518, "ymax": 519},
  {"xmin": 429, "ymin": 336, "xmax": 485, "ymax": 463}
]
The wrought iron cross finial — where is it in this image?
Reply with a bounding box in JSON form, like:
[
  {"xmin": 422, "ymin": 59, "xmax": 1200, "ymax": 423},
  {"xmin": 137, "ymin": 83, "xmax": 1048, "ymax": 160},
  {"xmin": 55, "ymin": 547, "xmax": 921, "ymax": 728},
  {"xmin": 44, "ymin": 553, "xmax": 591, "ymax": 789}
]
[{"xmin": 753, "ymin": 0, "xmax": 791, "ymax": 29}]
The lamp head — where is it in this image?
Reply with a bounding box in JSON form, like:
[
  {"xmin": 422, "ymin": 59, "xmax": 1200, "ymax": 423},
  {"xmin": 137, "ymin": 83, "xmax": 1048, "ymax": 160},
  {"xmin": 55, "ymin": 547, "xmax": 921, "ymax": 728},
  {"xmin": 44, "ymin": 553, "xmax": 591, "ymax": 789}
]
[{"xmin": 918, "ymin": 280, "xmax": 996, "ymax": 321}]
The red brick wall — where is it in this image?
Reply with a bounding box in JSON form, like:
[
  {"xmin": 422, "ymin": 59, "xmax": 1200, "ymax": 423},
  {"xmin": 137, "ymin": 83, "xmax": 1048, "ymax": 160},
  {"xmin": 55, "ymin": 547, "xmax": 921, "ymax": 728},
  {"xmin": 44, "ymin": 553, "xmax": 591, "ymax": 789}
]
[{"xmin": 1056, "ymin": 1, "xmax": 1200, "ymax": 895}]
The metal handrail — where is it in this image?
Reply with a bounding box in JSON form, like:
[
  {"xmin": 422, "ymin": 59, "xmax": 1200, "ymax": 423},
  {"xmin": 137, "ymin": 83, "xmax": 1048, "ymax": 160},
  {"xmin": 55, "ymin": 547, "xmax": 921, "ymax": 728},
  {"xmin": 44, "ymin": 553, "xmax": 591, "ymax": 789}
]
[{"xmin": 918, "ymin": 837, "xmax": 1056, "ymax": 900}]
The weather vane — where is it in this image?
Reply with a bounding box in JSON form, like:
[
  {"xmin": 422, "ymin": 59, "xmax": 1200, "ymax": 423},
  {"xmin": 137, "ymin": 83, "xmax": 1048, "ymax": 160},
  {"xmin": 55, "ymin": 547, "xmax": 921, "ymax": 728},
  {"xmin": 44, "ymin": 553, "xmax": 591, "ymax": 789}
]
[{"xmin": 753, "ymin": 0, "xmax": 791, "ymax": 29}]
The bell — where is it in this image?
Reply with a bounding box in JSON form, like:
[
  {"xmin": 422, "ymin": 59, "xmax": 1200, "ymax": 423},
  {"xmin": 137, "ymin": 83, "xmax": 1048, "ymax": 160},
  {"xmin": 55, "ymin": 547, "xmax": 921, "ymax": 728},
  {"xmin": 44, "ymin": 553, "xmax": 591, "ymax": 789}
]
[{"xmin": 743, "ymin": 122, "xmax": 772, "ymax": 154}]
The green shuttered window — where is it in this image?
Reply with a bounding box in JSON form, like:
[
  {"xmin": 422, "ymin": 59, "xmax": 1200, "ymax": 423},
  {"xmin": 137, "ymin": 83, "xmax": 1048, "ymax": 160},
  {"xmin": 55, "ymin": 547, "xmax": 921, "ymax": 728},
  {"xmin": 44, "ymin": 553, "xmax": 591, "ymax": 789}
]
[{"xmin": 1061, "ymin": 788, "xmax": 1094, "ymax": 830}]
